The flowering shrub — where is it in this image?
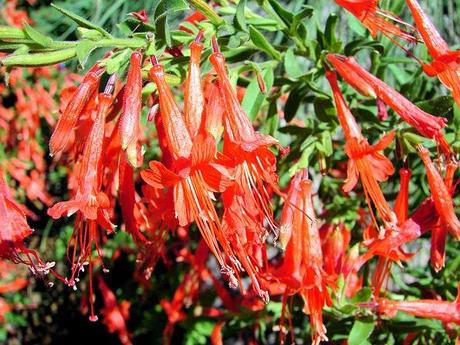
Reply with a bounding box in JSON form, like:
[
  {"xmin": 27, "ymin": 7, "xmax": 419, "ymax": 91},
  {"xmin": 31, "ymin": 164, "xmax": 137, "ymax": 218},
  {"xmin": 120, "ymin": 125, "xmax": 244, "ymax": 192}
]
[{"xmin": 0, "ymin": 0, "xmax": 459, "ymax": 344}]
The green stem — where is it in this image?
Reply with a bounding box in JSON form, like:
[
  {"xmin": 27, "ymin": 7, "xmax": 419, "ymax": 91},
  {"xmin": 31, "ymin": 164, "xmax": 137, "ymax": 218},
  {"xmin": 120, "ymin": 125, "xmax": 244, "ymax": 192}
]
[
  {"xmin": 95, "ymin": 38, "xmax": 147, "ymax": 49},
  {"xmin": 0, "ymin": 47, "xmax": 77, "ymax": 66}
]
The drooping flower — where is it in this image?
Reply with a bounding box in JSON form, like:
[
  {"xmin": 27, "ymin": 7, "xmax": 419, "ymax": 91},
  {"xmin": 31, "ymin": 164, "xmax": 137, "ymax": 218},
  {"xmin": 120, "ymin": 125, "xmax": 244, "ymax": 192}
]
[
  {"xmin": 417, "ymin": 145, "xmax": 460, "ymax": 239},
  {"xmin": 183, "ymin": 31, "xmax": 205, "ymax": 138},
  {"xmin": 334, "ymin": 0, "xmax": 417, "ymax": 42},
  {"xmin": 393, "ymin": 168, "xmax": 411, "ymax": 226},
  {"xmin": 48, "ymin": 90, "xmax": 114, "ymax": 229},
  {"xmin": 0, "ymin": 172, "xmax": 54, "ymax": 275},
  {"xmin": 210, "ymin": 36, "xmax": 281, "ymax": 236},
  {"xmin": 209, "ymin": 37, "xmax": 285, "ymax": 300},
  {"xmin": 326, "ymin": 70, "xmax": 397, "ymax": 226},
  {"xmin": 405, "ymin": 0, "xmax": 460, "ymax": 109},
  {"xmin": 270, "ymin": 170, "xmax": 331, "ymax": 345},
  {"xmin": 119, "ymin": 50, "xmax": 143, "ymax": 167},
  {"xmin": 49, "ymin": 64, "xmax": 103, "ymax": 159},
  {"xmin": 47, "ymin": 82, "xmax": 117, "ymax": 321},
  {"xmin": 430, "ymin": 160, "xmax": 458, "ymax": 271},
  {"xmin": 377, "ymin": 283, "xmax": 460, "ymax": 325},
  {"xmin": 320, "ymin": 223, "xmax": 362, "ymax": 298},
  {"xmin": 371, "ymin": 167, "xmax": 413, "ymax": 295},
  {"xmin": 327, "ymin": 54, "xmax": 451, "ymax": 156},
  {"xmin": 142, "ymin": 43, "xmax": 238, "ymax": 286}
]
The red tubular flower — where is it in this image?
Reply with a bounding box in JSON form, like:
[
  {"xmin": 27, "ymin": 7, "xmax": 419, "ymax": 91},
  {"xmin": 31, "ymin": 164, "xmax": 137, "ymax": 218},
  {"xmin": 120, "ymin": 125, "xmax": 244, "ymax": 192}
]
[
  {"xmin": 430, "ymin": 160, "xmax": 458, "ymax": 271},
  {"xmin": 119, "ymin": 50, "xmax": 143, "ymax": 167},
  {"xmin": 49, "ymin": 64, "xmax": 102, "ymax": 158},
  {"xmin": 98, "ymin": 276, "xmax": 132, "ymax": 345},
  {"xmin": 272, "ymin": 170, "xmax": 331, "ymax": 345},
  {"xmin": 0, "ymin": 174, "xmax": 54, "ymax": 274},
  {"xmin": 327, "ymin": 54, "xmax": 450, "ymax": 155},
  {"xmin": 372, "ymin": 167, "xmax": 412, "ymax": 295},
  {"xmin": 417, "ymin": 145, "xmax": 460, "ymax": 239},
  {"xmin": 394, "ymin": 168, "xmax": 411, "ymax": 226},
  {"xmin": 377, "ymin": 283, "xmax": 460, "ymax": 324},
  {"xmin": 143, "ymin": 51, "xmax": 238, "ymax": 287},
  {"xmin": 320, "ymin": 223, "xmax": 362, "ymax": 298},
  {"xmin": 48, "ymin": 91, "xmax": 114, "ymax": 229},
  {"xmin": 119, "ymin": 152, "xmax": 147, "ymax": 246},
  {"xmin": 326, "ymin": 70, "xmax": 396, "ymax": 226},
  {"xmin": 184, "ymin": 31, "xmax": 205, "ymax": 138},
  {"xmin": 405, "ymin": 0, "xmax": 460, "ymax": 109},
  {"xmin": 209, "ymin": 38, "xmax": 284, "ymax": 300},
  {"xmin": 210, "ymin": 37, "xmax": 280, "ymax": 233},
  {"xmin": 334, "ymin": 0, "xmax": 417, "ymax": 42},
  {"xmin": 203, "ymin": 75, "xmax": 224, "ymax": 141}
]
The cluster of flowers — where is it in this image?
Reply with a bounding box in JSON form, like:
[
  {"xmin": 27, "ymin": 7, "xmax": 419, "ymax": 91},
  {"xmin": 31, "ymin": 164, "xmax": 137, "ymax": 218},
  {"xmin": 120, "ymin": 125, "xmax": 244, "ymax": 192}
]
[{"xmin": 0, "ymin": 0, "xmax": 458, "ymax": 344}]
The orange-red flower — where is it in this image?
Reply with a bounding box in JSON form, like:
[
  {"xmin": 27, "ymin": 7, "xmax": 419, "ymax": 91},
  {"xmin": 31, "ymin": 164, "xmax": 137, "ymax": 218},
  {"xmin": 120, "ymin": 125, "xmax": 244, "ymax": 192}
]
[
  {"xmin": 335, "ymin": 0, "xmax": 417, "ymax": 42},
  {"xmin": 48, "ymin": 90, "xmax": 114, "ymax": 228},
  {"xmin": 320, "ymin": 223, "xmax": 362, "ymax": 298},
  {"xmin": 405, "ymin": 0, "xmax": 460, "ymax": 109},
  {"xmin": 210, "ymin": 37, "xmax": 280, "ymax": 235},
  {"xmin": 119, "ymin": 50, "xmax": 143, "ymax": 167},
  {"xmin": 377, "ymin": 283, "xmax": 460, "ymax": 325},
  {"xmin": 326, "ymin": 70, "xmax": 396, "ymax": 226},
  {"xmin": 327, "ymin": 54, "xmax": 451, "ymax": 155},
  {"xmin": 184, "ymin": 31, "xmax": 205, "ymax": 138},
  {"xmin": 271, "ymin": 170, "xmax": 331, "ymax": 345},
  {"xmin": 430, "ymin": 160, "xmax": 457, "ymax": 271},
  {"xmin": 370, "ymin": 168, "xmax": 413, "ymax": 295},
  {"xmin": 417, "ymin": 145, "xmax": 460, "ymax": 239},
  {"xmin": 49, "ymin": 64, "xmax": 103, "ymax": 159},
  {"xmin": 142, "ymin": 45, "xmax": 237, "ymax": 286},
  {"xmin": 0, "ymin": 173, "xmax": 54, "ymax": 274}
]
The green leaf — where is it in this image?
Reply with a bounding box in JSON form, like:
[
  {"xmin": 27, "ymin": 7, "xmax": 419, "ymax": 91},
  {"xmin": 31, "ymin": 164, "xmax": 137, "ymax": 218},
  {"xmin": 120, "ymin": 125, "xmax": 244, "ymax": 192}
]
[
  {"xmin": 242, "ymin": 66, "xmax": 274, "ymax": 121},
  {"xmin": 0, "ymin": 26, "xmax": 26, "ymax": 40},
  {"xmin": 249, "ymin": 25, "xmax": 281, "ymax": 61},
  {"xmin": 289, "ymin": 142, "xmax": 314, "ymax": 175},
  {"xmin": 325, "ymin": 13, "xmax": 339, "ymax": 46},
  {"xmin": 103, "ymin": 49, "xmax": 131, "ymax": 75},
  {"xmin": 51, "ymin": 3, "xmax": 112, "ymax": 38},
  {"xmin": 76, "ymin": 40, "xmax": 97, "ymax": 68},
  {"xmin": 266, "ymin": 0, "xmax": 293, "ymax": 26},
  {"xmin": 284, "ymin": 47, "xmax": 302, "ymax": 79},
  {"xmin": 234, "ymin": 0, "xmax": 247, "ymax": 32},
  {"xmin": 320, "ymin": 130, "xmax": 333, "ymax": 156},
  {"xmin": 416, "ymin": 96, "xmax": 454, "ymax": 117},
  {"xmin": 154, "ymin": 0, "xmax": 189, "ymax": 47},
  {"xmin": 284, "ymin": 85, "xmax": 308, "ymax": 122},
  {"xmin": 348, "ymin": 318, "xmax": 375, "ymax": 345},
  {"xmin": 344, "ymin": 39, "xmax": 384, "ymax": 56},
  {"xmin": 351, "ymin": 287, "xmax": 373, "ymax": 303},
  {"xmin": 23, "ymin": 23, "xmax": 53, "ymax": 47},
  {"xmin": 314, "ymin": 96, "xmax": 336, "ymax": 123},
  {"xmin": 77, "ymin": 27, "xmax": 104, "ymax": 41},
  {"xmin": 291, "ymin": 6, "xmax": 314, "ymax": 32},
  {"xmin": 154, "ymin": 0, "xmax": 189, "ymax": 23}
]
